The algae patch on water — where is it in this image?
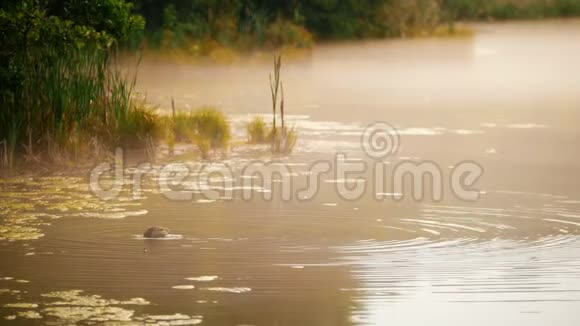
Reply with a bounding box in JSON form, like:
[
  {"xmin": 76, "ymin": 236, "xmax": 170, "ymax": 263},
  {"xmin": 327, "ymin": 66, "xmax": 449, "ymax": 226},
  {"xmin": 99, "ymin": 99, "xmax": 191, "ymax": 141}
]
[
  {"xmin": 140, "ymin": 313, "xmax": 203, "ymax": 325},
  {"xmin": 2, "ymin": 289, "xmax": 201, "ymax": 324},
  {"xmin": 41, "ymin": 290, "xmax": 151, "ymax": 307},
  {"xmin": 0, "ymin": 176, "xmax": 150, "ymax": 241}
]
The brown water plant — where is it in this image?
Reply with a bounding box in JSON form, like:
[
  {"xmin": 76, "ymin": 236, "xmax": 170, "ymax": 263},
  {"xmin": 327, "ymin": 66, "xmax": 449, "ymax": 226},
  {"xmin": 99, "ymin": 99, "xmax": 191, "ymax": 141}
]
[
  {"xmin": 246, "ymin": 116, "xmax": 269, "ymax": 144},
  {"xmin": 268, "ymin": 55, "xmax": 297, "ymax": 155}
]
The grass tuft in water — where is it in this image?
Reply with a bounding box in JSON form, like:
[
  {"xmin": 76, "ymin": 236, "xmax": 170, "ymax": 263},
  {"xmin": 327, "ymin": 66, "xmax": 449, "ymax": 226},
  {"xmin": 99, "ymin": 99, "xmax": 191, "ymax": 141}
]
[
  {"xmin": 190, "ymin": 107, "xmax": 231, "ymax": 159},
  {"xmin": 246, "ymin": 116, "xmax": 269, "ymax": 144},
  {"xmin": 163, "ymin": 107, "xmax": 231, "ymax": 159}
]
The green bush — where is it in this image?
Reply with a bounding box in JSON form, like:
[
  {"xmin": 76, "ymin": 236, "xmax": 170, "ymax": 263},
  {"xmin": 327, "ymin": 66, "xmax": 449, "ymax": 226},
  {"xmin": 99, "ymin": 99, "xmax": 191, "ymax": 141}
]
[
  {"xmin": 553, "ymin": 0, "xmax": 580, "ymax": 16},
  {"xmin": 487, "ymin": 0, "xmax": 580, "ymax": 20},
  {"xmin": 265, "ymin": 19, "xmax": 314, "ymax": 49},
  {"xmin": 0, "ymin": 0, "xmax": 150, "ymax": 167},
  {"xmin": 383, "ymin": 0, "xmax": 441, "ymax": 37},
  {"xmin": 490, "ymin": 3, "xmax": 520, "ymax": 19}
]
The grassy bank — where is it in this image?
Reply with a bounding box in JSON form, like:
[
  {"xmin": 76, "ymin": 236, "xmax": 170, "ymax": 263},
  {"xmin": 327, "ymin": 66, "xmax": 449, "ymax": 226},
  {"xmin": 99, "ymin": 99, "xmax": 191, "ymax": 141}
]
[
  {"xmin": 0, "ymin": 46, "xmax": 160, "ymax": 169},
  {"xmin": 0, "ymin": 43, "xmax": 235, "ymax": 169},
  {"xmin": 0, "ymin": 1, "xmax": 302, "ymax": 172},
  {"xmin": 0, "ymin": 44, "xmax": 296, "ymax": 172}
]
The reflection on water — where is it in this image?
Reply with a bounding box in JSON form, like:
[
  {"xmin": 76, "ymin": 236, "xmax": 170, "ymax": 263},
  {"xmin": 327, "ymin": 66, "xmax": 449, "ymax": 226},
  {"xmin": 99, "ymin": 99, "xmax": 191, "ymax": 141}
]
[
  {"xmin": 344, "ymin": 237, "xmax": 580, "ymax": 325},
  {"xmin": 2, "ymin": 20, "xmax": 580, "ymax": 325}
]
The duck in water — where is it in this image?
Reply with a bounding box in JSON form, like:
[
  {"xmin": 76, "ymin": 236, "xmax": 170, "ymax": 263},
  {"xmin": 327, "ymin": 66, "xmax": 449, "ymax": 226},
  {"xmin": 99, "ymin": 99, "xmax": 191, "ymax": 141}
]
[{"xmin": 143, "ymin": 226, "xmax": 169, "ymax": 239}]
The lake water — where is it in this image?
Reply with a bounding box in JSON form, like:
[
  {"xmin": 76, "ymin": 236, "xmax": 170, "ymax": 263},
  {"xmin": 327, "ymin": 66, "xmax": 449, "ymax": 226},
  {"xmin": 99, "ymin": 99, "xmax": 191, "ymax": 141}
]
[{"xmin": 1, "ymin": 20, "xmax": 580, "ymax": 325}]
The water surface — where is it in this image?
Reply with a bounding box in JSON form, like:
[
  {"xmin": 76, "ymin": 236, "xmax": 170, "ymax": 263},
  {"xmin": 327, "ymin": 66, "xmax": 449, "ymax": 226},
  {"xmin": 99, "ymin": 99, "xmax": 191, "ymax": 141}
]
[{"xmin": 2, "ymin": 20, "xmax": 580, "ymax": 325}]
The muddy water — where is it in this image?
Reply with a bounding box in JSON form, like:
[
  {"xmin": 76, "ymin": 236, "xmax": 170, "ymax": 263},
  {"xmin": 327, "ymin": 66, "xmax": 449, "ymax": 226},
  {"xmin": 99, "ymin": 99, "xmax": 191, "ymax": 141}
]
[{"xmin": 2, "ymin": 20, "xmax": 580, "ymax": 325}]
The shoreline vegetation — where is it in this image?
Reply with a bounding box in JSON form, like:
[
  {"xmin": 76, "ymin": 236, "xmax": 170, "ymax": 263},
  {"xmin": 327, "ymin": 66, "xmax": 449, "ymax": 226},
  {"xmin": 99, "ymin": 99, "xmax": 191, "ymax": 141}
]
[
  {"xmin": 2, "ymin": 0, "xmax": 580, "ymax": 174},
  {"xmin": 131, "ymin": 0, "xmax": 580, "ymax": 63}
]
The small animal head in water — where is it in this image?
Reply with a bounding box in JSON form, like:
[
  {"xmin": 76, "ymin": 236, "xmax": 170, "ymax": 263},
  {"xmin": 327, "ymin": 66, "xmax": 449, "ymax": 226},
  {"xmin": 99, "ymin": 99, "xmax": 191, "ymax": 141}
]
[{"xmin": 143, "ymin": 226, "xmax": 169, "ymax": 239}]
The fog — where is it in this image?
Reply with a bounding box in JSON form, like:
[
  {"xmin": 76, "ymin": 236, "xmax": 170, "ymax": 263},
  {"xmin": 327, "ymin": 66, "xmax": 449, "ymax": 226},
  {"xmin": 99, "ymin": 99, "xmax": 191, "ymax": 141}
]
[
  {"xmin": 136, "ymin": 19, "xmax": 580, "ymax": 129},
  {"xmin": 2, "ymin": 19, "xmax": 580, "ymax": 326}
]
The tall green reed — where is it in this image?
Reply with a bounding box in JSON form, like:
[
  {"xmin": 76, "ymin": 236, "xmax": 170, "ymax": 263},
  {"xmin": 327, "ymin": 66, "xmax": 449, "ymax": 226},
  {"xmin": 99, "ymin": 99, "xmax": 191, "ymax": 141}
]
[{"xmin": 0, "ymin": 45, "xmax": 156, "ymax": 168}]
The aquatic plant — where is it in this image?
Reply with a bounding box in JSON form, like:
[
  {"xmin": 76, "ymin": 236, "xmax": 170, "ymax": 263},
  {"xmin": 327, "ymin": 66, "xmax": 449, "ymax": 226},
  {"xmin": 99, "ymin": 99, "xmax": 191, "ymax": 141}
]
[
  {"xmin": 280, "ymin": 127, "xmax": 298, "ymax": 155},
  {"xmin": 162, "ymin": 106, "xmax": 231, "ymax": 159},
  {"xmin": 0, "ymin": 43, "xmax": 163, "ymax": 169},
  {"xmin": 268, "ymin": 55, "xmax": 297, "ymax": 155},
  {"xmin": 246, "ymin": 116, "xmax": 268, "ymax": 144},
  {"xmin": 269, "ymin": 55, "xmax": 282, "ymax": 135},
  {"xmin": 190, "ymin": 107, "xmax": 231, "ymax": 158},
  {"xmin": 0, "ymin": 289, "xmax": 200, "ymax": 324}
]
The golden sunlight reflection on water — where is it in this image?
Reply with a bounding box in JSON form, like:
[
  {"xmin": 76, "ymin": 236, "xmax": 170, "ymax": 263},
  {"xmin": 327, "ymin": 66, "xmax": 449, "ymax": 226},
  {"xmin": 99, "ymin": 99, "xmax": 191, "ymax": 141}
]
[{"xmin": 2, "ymin": 20, "xmax": 580, "ymax": 325}]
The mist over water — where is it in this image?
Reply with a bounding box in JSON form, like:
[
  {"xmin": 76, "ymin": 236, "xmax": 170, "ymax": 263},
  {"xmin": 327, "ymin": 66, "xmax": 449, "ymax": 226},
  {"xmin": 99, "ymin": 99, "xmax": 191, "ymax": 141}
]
[
  {"xmin": 2, "ymin": 20, "xmax": 580, "ymax": 325},
  {"xmin": 137, "ymin": 20, "xmax": 580, "ymax": 128}
]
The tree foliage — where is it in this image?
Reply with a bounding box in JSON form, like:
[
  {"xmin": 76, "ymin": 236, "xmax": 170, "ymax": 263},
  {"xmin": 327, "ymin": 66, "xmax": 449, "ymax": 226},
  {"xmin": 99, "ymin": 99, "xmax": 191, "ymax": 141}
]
[
  {"xmin": 127, "ymin": 0, "xmax": 580, "ymax": 47},
  {"xmin": 0, "ymin": 0, "xmax": 147, "ymax": 167},
  {"xmin": 1, "ymin": 0, "xmax": 144, "ymax": 92}
]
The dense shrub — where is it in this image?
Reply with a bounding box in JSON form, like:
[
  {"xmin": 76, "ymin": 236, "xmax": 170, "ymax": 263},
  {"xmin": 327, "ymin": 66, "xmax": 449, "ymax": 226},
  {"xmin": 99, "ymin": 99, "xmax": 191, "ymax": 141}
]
[
  {"xmin": 0, "ymin": 0, "xmax": 150, "ymax": 167},
  {"xmin": 127, "ymin": 0, "xmax": 580, "ymax": 53},
  {"xmin": 265, "ymin": 19, "xmax": 314, "ymax": 49}
]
